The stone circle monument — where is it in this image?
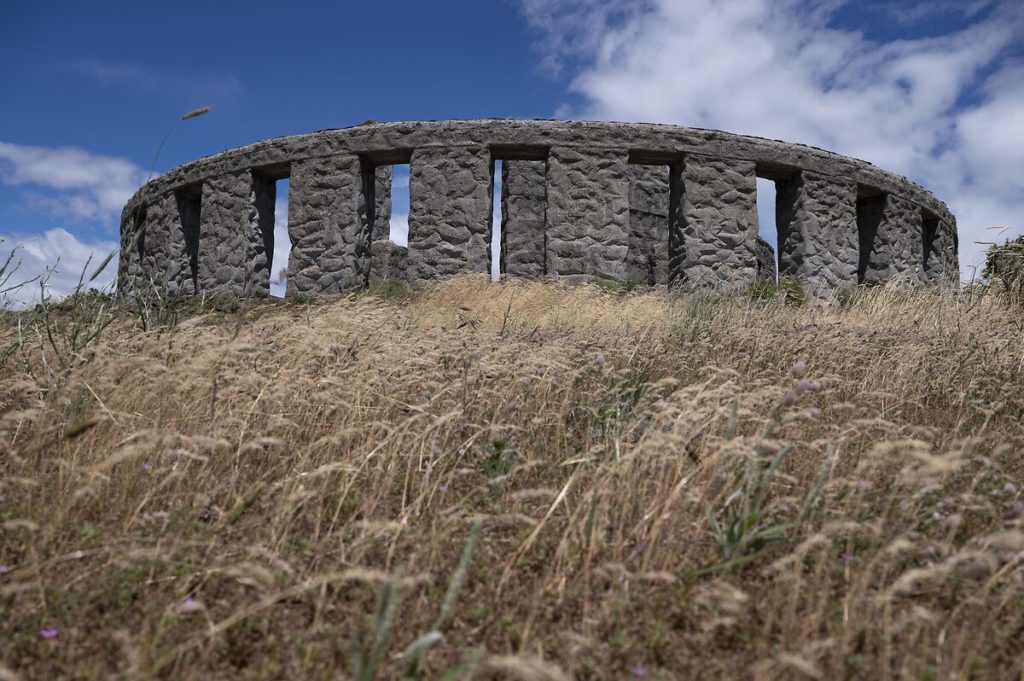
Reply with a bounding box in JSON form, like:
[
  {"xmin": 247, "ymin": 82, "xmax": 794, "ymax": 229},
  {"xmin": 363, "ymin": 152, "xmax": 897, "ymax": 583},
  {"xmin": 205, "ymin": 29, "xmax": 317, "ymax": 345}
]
[{"xmin": 117, "ymin": 119, "xmax": 958, "ymax": 298}]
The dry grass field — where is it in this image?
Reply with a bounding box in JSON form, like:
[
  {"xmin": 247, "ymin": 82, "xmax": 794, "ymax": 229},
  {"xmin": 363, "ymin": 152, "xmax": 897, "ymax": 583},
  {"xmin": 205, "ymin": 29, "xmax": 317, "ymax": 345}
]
[{"xmin": 1, "ymin": 275, "xmax": 1022, "ymax": 680}]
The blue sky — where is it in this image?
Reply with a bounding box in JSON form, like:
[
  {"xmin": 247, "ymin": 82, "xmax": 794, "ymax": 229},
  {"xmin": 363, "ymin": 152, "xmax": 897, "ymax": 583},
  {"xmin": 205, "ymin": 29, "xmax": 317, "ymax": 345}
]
[{"xmin": 1, "ymin": 0, "xmax": 1021, "ymax": 301}]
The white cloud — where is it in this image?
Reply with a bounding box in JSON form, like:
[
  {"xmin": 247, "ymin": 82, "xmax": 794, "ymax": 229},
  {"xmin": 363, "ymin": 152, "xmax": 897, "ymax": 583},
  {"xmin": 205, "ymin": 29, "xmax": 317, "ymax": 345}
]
[
  {"xmin": 0, "ymin": 141, "xmax": 148, "ymax": 222},
  {"xmin": 389, "ymin": 213, "xmax": 409, "ymax": 247},
  {"xmin": 521, "ymin": 0, "xmax": 1024, "ymax": 277},
  {"xmin": 270, "ymin": 192, "xmax": 290, "ymax": 298},
  {"xmin": 0, "ymin": 229, "xmax": 118, "ymax": 308}
]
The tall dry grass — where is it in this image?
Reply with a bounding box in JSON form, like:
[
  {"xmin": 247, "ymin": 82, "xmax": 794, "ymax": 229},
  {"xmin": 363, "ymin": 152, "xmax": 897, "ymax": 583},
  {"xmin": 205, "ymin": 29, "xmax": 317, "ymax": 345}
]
[{"xmin": 1, "ymin": 275, "xmax": 1022, "ymax": 679}]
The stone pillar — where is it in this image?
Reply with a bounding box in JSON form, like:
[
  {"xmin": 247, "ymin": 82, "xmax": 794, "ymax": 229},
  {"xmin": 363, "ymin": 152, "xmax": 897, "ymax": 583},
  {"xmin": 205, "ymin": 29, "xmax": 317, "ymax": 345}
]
[
  {"xmin": 371, "ymin": 164, "xmax": 392, "ymax": 243},
  {"xmin": 135, "ymin": 192, "xmax": 193, "ymax": 297},
  {"xmin": 368, "ymin": 242, "xmax": 409, "ymax": 286},
  {"xmin": 673, "ymin": 155, "xmax": 759, "ymax": 288},
  {"xmin": 626, "ymin": 164, "xmax": 670, "ymax": 285},
  {"xmin": 546, "ymin": 147, "xmax": 630, "ymax": 284},
  {"xmin": 287, "ymin": 155, "xmax": 367, "ymax": 295},
  {"xmin": 754, "ymin": 237, "xmax": 777, "ymax": 282},
  {"xmin": 925, "ymin": 219, "xmax": 959, "ymax": 289},
  {"xmin": 194, "ymin": 172, "xmax": 268, "ymax": 297},
  {"xmin": 941, "ymin": 220, "xmax": 960, "ymax": 286},
  {"xmin": 858, "ymin": 193, "xmax": 921, "ymax": 287},
  {"xmin": 406, "ymin": 146, "xmax": 492, "ymax": 288},
  {"xmin": 501, "ymin": 159, "xmax": 547, "ymax": 279},
  {"xmin": 251, "ymin": 173, "xmax": 276, "ymax": 290},
  {"xmin": 116, "ymin": 201, "xmax": 147, "ymax": 295},
  {"xmin": 776, "ymin": 172, "xmax": 859, "ymax": 295}
]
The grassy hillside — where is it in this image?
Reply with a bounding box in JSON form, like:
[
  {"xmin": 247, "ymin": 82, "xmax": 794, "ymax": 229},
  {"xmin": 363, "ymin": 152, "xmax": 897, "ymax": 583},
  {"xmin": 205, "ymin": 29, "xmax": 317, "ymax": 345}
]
[{"xmin": 1, "ymin": 276, "xmax": 1022, "ymax": 679}]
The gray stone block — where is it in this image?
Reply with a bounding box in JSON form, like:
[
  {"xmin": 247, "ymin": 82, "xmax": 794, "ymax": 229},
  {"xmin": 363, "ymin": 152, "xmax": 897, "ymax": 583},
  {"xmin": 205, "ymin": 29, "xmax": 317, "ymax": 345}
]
[
  {"xmin": 675, "ymin": 155, "xmax": 759, "ymax": 288},
  {"xmin": 501, "ymin": 159, "xmax": 547, "ymax": 279},
  {"xmin": 546, "ymin": 146, "xmax": 630, "ymax": 284},
  {"xmin": 287, "ymin": 155, "xmax": 366, "ymax": 295},
  {"xmin": 371, "ymin": 164, "xmax": 392, "ymax": 243},
  {"xmin": 627, "ymin": 164, "xmax": 670, "ymax": 285},
  {"xmin": 754, "ymin": 237, "xmax": 777, "ymax": 282},
  {"xmin": 116, "ymin": 120, "xmax": 959, "ymax": 299},
  {"xmin": 859, "ymin": 193, "xmax": 922, "ymax": 288},
  {"xmin": 368, "ymin": 241, "xmax": 408, "ymax": 286},
  {"xmin": 777, "ymin": 172, "xmax": 859, "ymax": 296},
  {"xmin": 407, "ymin": 146, "xmax": 492, "ymax": 287},
  {"xmin": 137, "ymin": 192, "xmax": 192, "ymax": 297}
]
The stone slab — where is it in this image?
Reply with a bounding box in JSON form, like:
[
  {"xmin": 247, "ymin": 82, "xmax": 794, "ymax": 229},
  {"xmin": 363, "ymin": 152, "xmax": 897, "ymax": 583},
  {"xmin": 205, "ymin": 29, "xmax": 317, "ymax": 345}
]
[{"xmin": 546, "ymin": 146, "xmax": 629, "ymax": 283}]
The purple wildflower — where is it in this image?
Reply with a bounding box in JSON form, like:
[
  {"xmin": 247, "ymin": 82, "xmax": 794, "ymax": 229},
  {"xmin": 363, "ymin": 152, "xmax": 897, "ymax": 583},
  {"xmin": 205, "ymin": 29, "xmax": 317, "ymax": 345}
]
[
  {"xmin": 0, "ymin": 565, "xmax": 10, "ymax": 575},
  {"xmin": 630, "ymin": 664, "xmax": 648, "ymax": 677},
  {"xmin": 841, "ymin": 552, "xmax": 854, "ymax": 564},
  {"xmin": 40, "ymin": 628, "xmax": 59, "ymax": 639},
  {"xmin": 142, "ymin": 462, "xmax": 152, "ymax": 471},
  {"xmin": 796, "ymin": 378, "xmax": 821, "ymax": 394},
  {"xmin": 180, "ymin": 596, "xmax": 201, "ymax": 613}
]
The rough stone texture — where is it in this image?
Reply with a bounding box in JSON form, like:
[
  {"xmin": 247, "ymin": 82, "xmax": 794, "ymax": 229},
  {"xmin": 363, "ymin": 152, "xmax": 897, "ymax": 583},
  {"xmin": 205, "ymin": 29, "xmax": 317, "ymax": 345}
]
[
  {"xmin": 546, "ymin": 146, "xmax": 630, "ymax": 283},
  {"xmin": 117, "ymin": 202, "xmax": 147, "ymax": 294},
  {"xmin": 368, "ymin": 241, "xmax": 408, "ymax": 286},
  {"xmin": 627, "ymin": 164, "xmax": 670, "ymax": 285},
  {"xmin": 859, "ymin": 193, "xmax": 921, "ymax": 287},
  {"xmin": 366, "ymin": 163, "xmax": 401, "ymax": 284},
  {"xmin": 501, "ymin": 159, "xmax": 547, "ymax": 278},
  {"xmin": 251, "ymin": 173, "xmax": 277, "ymax": 292},
  {"xmin": 925, "ymin": 219, "xmax": 959, "ymax": 288},
  {"xmin": 118, "ymin": 120, "xmax": 959, "ymax": 299},
  {"xmin": 776, "ymin": 172, "xmax": 860, "ymax": 295},
  {"xmin": 754, "ymin": 237, "xmax": 777, "ymax": 282},
  {"xmin": 407, "ymin": 146, "xmax": 492, "ymax": 288},
  {"xmin": 371, "ymin": 164, "xmax": 392, "ymax": 243},
  {"xmin": 130, "ymin": 192, "xmax": 194, "ymax": 297},
  {"xmin": 192, "ymin": 173, "xmax": 269, "ymax": 297},
  {"xmin": 674, "ymin": 156, "xmax": 759, "ymax": 288},
  {"xmin": 287, "ymin": 155, "xmax": 367, "ymax": 295}
]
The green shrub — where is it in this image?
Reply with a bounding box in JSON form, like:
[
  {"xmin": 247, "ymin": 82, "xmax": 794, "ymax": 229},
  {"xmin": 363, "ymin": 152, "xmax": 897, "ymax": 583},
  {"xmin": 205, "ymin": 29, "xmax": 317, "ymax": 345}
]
[
  {"xmin": 747, "ymin": 276, "xmax": 805, "ymax": 307},
  {"xmin": 983, "ymin": 234, "xmax": 1024, "ymax": 305},
  {"xmin": 365, "ymin": 280, "xmax": 412, "ymax": 301}
]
